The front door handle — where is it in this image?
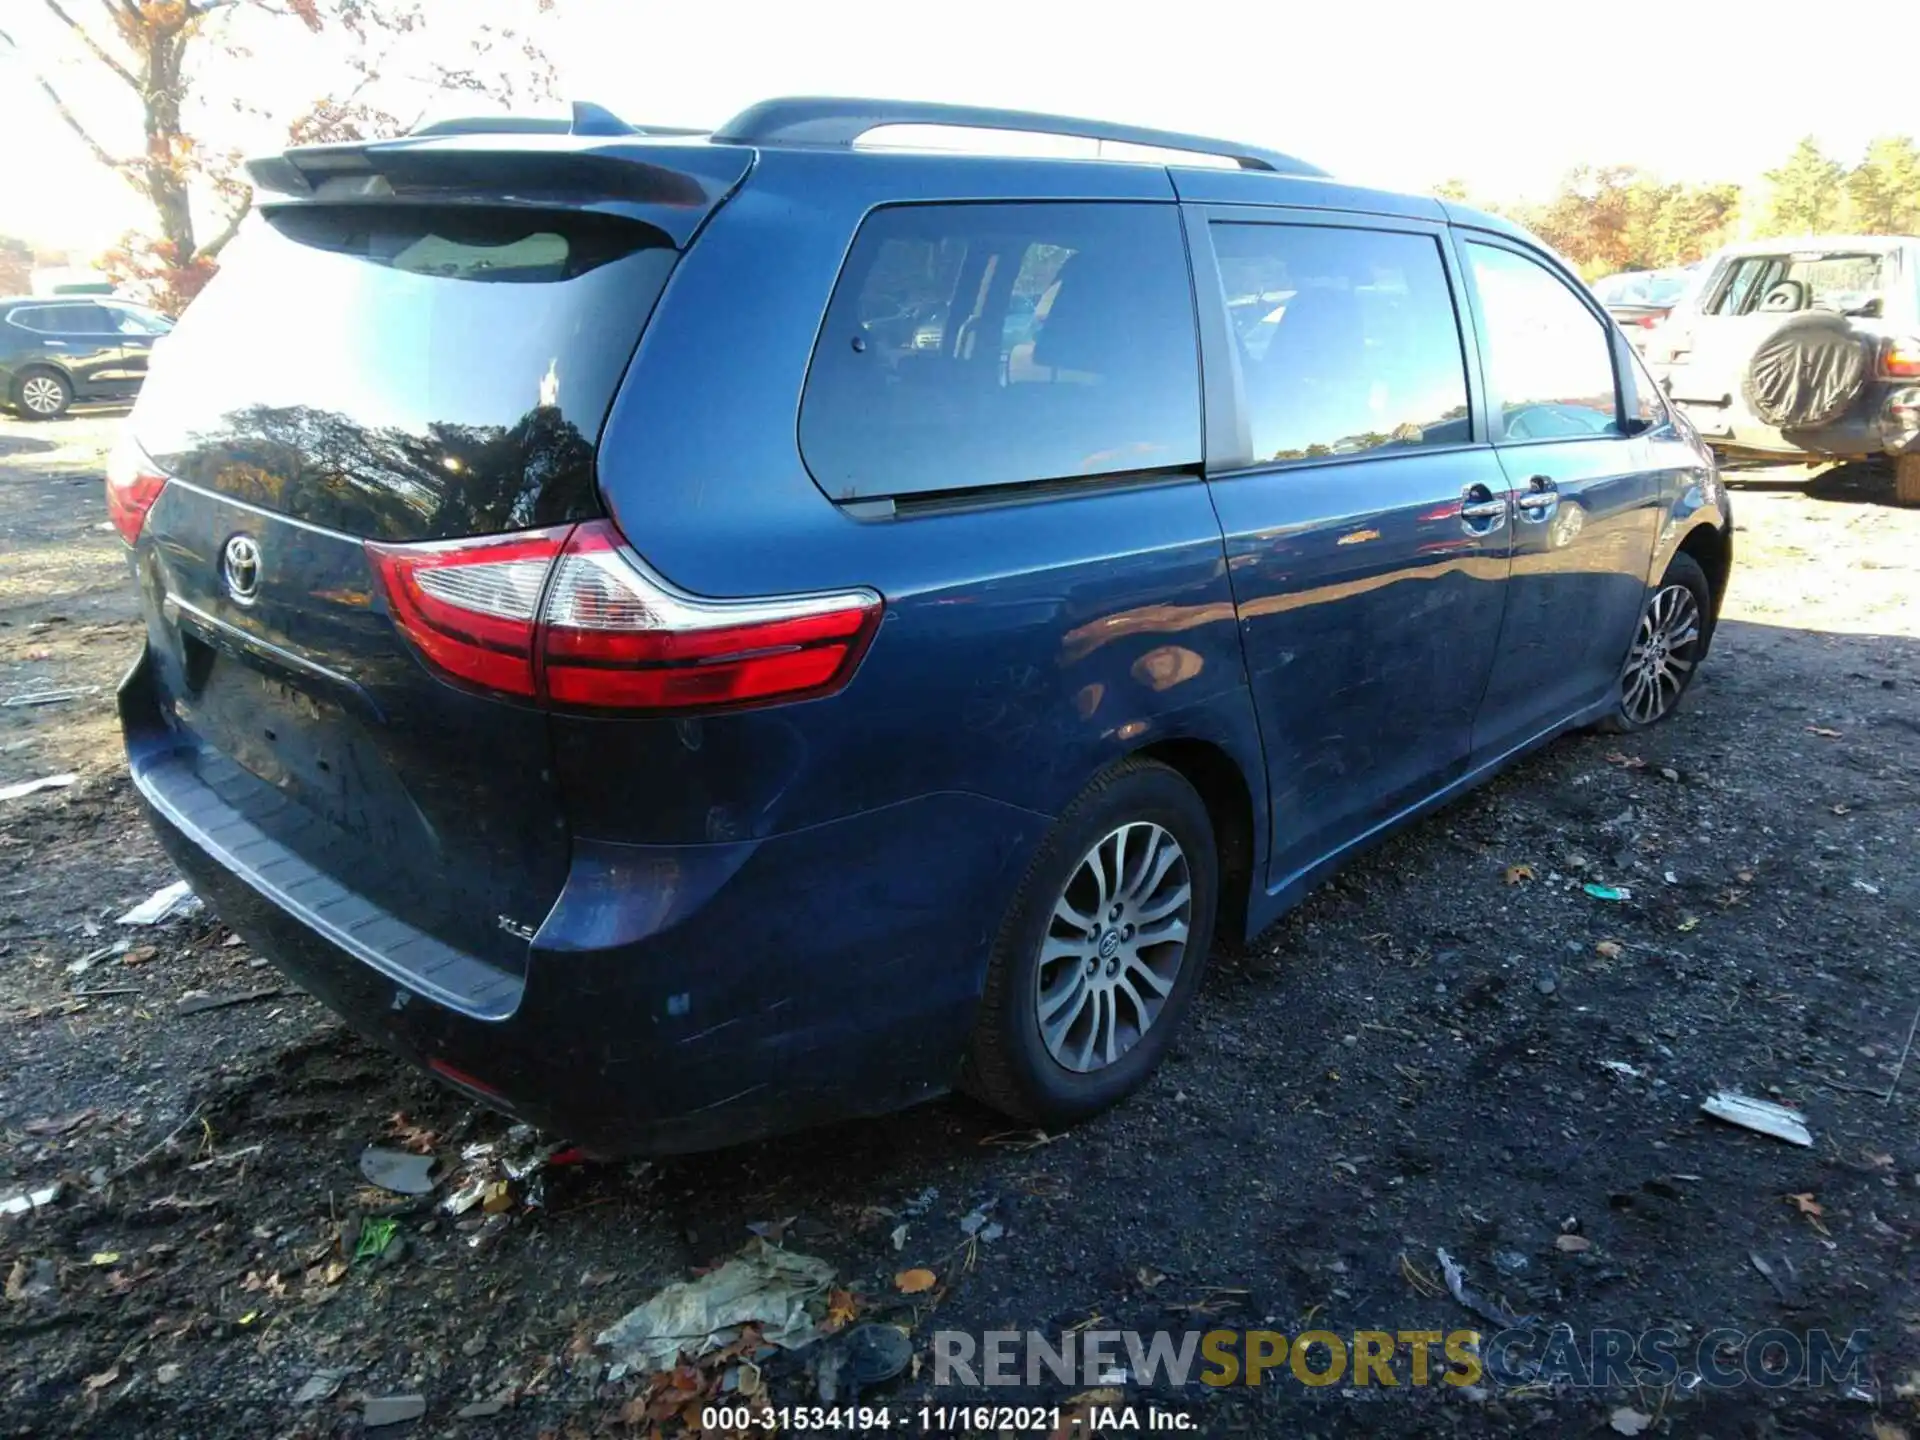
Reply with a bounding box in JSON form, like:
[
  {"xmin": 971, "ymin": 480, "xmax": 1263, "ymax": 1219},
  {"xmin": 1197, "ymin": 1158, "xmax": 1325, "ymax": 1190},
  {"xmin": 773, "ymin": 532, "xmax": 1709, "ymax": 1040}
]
[
  {"xmin": 1515, "ymin": 475, "xmax": 1559, "ymax": 520},
  {"xmin": 1460, "ymin": 483, "xmax": 1507, "ymax": 529}
]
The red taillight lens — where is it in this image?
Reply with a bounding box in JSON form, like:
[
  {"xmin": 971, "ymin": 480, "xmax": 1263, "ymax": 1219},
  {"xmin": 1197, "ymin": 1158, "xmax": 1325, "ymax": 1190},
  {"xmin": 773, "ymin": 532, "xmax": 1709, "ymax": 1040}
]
[
  {"xmin": 538, "ymin": 521, "xmax": 882, "ymax": 712},
  {"xmin": 1884, "ymin": 337, "xmax": 1920, "ymax": 379},
  {"xmin": 365, "ymin": 519, "xmax": 883, "ymax": 712},
  {"xmin": 365, "ymin": 526, "xmax": 570, "ymax": 698},
  {"xmin": 105, "ymin": 437, "xmax": 168, "ymax": 545}
]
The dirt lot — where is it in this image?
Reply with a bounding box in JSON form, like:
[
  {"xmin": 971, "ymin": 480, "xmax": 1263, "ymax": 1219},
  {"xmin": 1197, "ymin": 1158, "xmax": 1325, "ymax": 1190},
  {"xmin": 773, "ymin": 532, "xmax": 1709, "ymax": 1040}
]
[{"xmin": 3, "ymin": 409, "xmax": 1918, "ymax": 1439}]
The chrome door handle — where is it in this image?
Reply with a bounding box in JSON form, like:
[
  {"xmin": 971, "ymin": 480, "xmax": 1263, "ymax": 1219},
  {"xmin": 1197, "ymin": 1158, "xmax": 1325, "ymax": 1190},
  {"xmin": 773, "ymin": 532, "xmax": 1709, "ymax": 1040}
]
[
  {"xmin": 1515, "ymin": 475, "xmax": 1558, "ymax": 519},
  {"xmin": 1460, "ymin": 485, "xmax": 1507, "ymax": 523}
]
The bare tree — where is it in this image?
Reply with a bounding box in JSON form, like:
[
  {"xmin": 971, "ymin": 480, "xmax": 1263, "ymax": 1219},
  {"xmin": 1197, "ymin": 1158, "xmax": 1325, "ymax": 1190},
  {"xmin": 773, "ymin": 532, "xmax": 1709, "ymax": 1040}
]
[{"xmin": 0, "ymin": 0, "xmax": 558, "ymax": 310}]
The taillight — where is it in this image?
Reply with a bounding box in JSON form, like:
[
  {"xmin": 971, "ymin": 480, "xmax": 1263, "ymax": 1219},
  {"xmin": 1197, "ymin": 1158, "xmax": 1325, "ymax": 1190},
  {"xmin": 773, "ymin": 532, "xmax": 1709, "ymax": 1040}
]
[
  {"xmin": 1631, "ymin": 310, "xmax": 1671, "ymax": 330},
  {"xmin": 365, "ymin": 526, "xmax": 570, "ymax": 698},
  {"xmin": 539, "ymin": 521, "xmax": 881, "ymax": 711},
  {"xmin": 1883, "ymin": 337, "xmax": 1920, "ymax": 379},
  {"xmin": 366, "ymin": 519, "xmax": 882, "ymax": 713},
  {"xmin": 105, "ymin": 436, "xmax": 168, "ymax": 545}
]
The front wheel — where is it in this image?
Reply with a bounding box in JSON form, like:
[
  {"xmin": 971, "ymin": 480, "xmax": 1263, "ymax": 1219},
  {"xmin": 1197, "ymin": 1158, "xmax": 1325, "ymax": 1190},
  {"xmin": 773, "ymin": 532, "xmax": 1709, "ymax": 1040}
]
[
  {"xmin": 962, "ymin": 758, "xmax": 1218, "ymax": 1126},
  {"xmin": 13, "ymin": 368, "xmax": 72, "ymax": 420},
  {"xmin": 1601, "ymin": 552, "xmax": 1711, "ymax": 732}
]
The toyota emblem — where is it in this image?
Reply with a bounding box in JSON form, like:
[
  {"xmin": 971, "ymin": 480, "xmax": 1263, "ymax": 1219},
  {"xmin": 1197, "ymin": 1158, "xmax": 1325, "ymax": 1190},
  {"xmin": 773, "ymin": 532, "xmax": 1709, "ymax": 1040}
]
[{"xmin": 222, "ymin": 534, "xmax": 262, "ymax": 604}]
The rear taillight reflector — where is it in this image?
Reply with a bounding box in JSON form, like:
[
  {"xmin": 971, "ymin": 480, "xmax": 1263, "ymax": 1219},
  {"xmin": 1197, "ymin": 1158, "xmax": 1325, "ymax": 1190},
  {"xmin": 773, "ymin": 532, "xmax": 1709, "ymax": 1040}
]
[
  {"xmin": 365, "ymin": 526, "xmax": 570, "ymax": 698},
  {"xmin": 105, "ymin": 437, "xmax": 168, "ymax": 545},
  {"xmin": 1884, "ymin": 337, "xmax": 1920, "ymax": 379},
  {"xmin": 365, "ymin": 519, "xmax": 883, "ymax": 712},
  {"xmin": 538, "ymin": 521, "xmax": 881, "ymax": 712}
]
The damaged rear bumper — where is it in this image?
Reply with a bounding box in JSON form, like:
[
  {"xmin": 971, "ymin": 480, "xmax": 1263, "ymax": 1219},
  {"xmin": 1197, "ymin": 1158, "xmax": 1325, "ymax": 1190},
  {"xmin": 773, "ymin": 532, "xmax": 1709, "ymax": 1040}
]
[{"xmin": 120, "ymin": 649, "xmax": 1047, "ymax": 1155}]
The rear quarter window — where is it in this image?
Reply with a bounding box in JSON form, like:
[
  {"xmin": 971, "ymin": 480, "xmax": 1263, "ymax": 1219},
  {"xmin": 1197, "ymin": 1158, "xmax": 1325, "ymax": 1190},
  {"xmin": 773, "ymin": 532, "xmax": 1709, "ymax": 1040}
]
[{"xmin": 799, "ymin": 202, "xmax": 1201, "ymax": 501}]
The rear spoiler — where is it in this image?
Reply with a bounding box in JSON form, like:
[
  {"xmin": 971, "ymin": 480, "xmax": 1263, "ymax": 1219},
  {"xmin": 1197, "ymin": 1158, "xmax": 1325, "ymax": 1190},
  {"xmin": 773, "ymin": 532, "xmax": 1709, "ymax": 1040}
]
[{"xmin": 245, "ymin": 104, "xmax": 752, "ymax": 248}]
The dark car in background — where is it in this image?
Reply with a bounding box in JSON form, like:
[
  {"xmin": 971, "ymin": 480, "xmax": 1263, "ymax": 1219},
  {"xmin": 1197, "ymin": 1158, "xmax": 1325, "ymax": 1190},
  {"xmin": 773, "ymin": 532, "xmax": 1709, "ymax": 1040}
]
[
  {"xmin": 111, "ymin": 98, "xmax": 1732, "ymax": 1155},
  {"xmin": 1592, "ymin": 267, "xmax": 1694, "ymax": 350},
  {"xmin": 1, "ymin": 295, "xmax": 174, "ymax": 419}
]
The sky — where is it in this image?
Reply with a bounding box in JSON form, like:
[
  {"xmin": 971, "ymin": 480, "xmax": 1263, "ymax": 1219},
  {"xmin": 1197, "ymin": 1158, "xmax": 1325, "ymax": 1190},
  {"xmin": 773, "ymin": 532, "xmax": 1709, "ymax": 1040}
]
[{"xmin": 1, "ymin": 0, "xmax": 1913, "ymax": 257}]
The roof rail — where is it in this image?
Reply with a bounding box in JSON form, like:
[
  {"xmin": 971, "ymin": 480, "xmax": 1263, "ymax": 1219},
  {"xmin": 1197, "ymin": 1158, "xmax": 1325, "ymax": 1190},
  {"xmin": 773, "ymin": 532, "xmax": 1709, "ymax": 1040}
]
[
  {"xmin": 712, "ymin": 96, "xmax": 1324, "ymax": 176},
  {"xmin": 409, "ymin": 101, "xmax": 706, "ymax": 141}
]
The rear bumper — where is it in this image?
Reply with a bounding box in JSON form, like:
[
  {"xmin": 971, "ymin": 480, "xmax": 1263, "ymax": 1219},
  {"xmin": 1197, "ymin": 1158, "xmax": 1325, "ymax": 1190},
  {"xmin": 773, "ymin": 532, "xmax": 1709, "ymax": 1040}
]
[
  {"xmin": 1670, "ymin": 381, "xmax": 1920, "ymax": 459},
  {"xmin": 121, "ymin": 648, "xmax": 1048, "ymax": 1154}
]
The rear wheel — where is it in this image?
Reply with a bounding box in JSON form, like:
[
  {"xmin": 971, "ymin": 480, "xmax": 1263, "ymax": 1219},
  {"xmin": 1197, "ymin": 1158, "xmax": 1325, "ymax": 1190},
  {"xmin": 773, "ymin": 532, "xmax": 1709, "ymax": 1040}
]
[
  {"xmin": 1601, "ymin": 552, "xmax": 1711, "ymax": 732},
  {"xmin": 1895, "ymin": 454, "xmax": 1920, "ymax": 508},
  {"xmin": 962, "ymin": 758, "xmax": 1217, "ymax": 1126},
  {"xmin": 13, "ymin": 368, "xmax": 72, "ymax": 420}
]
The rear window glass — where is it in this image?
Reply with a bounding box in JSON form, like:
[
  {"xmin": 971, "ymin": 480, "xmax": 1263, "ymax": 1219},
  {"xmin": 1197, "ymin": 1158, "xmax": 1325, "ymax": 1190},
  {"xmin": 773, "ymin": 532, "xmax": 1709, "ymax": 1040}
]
[
  {"xmin": 1707, "ymin": 252, "xmax": 1890, "ymax": 316},
  {"xmin": 9, "ymin": 304, "xmax": 105, "ymax": 334},
  {"xmin": 800, "ymin": 202, "xmax": 1201, "ymax": 501},
  {"xmin": 1211, "ymin": 222, "xmax": 1470, "ymax": 464},
  {"xmin": 133, "ymin": 206, "xmax": 677, "ymax": 541}
]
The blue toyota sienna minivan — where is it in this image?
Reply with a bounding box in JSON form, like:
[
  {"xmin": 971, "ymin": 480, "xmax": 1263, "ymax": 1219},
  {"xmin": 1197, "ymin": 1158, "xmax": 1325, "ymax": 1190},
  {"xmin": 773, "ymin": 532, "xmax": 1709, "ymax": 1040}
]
[{"xmin": 113, "ymin": 98, "xmax": 1731, "ymax": 1154}]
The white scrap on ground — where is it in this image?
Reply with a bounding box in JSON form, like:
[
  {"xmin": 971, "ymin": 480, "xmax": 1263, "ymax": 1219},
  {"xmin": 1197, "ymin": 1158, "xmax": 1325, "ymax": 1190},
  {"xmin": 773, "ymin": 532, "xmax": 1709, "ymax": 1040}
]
[
  {"xmin": 1700, "ymin": 1091, "xmax": 1812, "ymax": 1146},
  {"xmin": 118, "ymin": 879, "xmax": 202, "ymax": 926},
  {"xmin": 0, "ymin": 773, "xmax": 77, "ymax": 802}
]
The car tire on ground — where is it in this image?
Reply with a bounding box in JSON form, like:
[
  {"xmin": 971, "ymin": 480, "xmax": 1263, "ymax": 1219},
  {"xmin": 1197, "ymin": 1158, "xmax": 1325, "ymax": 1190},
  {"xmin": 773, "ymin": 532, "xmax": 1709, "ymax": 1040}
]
[
  {"xmin": 1895, "ymin": 454, "xmax": 1920, "ymax": 508},
  {"xmin": 12, "ymin": 367, "xmax": 73, "ymax": 421},
  {"xmin": 962, "ymin": 757, "xmax": 1218, "ymax": 1126},
  {"xmin": 1599, "ymin": 551, "xmax": 1712, "ymax": 733}
]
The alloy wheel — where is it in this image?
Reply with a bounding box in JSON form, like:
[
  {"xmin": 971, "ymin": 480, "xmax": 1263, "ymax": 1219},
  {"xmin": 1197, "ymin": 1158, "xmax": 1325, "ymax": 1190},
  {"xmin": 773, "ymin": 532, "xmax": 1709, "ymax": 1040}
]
[
  {"xmin": 1621, "ymin": 582, "xmax": 1702, "ymax": 725},
  {"xmin": 1034, "ymin": 821, "xmax": 1193, "ymax": 1074},
  {"xmin": 21, "ymin": 376, "xmax": 65, "ymax": 416}
]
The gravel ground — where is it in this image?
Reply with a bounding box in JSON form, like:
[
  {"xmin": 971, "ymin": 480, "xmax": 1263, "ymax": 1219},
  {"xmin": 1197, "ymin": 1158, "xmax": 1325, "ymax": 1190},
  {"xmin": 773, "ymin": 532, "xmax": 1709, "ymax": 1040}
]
[{"xmin": 3, "ymin": 409, "xmax": 1919, "ymax": 1439}]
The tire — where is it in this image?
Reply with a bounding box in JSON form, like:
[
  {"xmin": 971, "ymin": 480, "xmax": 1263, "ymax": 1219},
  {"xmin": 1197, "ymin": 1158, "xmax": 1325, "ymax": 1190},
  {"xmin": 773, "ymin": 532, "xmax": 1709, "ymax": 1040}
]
[
  {"xmin": 1895, "ymin": 454, "xmax": 1920, "ymax": 508},
  {"xmin": 12, "ymin": 367, "xmax": 73, "ymax": 420},
  {"xmin": 1741, "ymin": 312, "xmax": 1869, "ymax": 430},
  {"xmin": 961, "ymin": 758, "xmax": 1218, "ymax": 1126},
  {"xmin": 1599, "ymin": 552, "xmax": 1712, "ymax": 733}
]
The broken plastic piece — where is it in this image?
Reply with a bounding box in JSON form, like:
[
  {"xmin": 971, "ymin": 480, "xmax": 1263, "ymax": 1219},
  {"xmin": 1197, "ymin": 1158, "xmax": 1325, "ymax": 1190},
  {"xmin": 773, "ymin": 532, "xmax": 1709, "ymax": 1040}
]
[
  {"xmin": 0, "ymin": 1182, "xmax": 63, "ymax": 1217},
  {"xmin": 0, "ymin": 773, "xmax": 77, "ymax": 802},
  {"xmin": 363, "ymin": 1394, "xmax": 427, "ymax": 1428},
  {"xmin": 1701, "ymin": 1092, "xmax": 1812, "ymax": 1146},
  {"xmin": 1583, "ymin": 883, "xmax": 1632, "ymax": 902},
  {"xmin": 359, "ymin": 1146, "xmax": 438, "ymax": 1195},
  {"xmin": 118, "ymin": 879, "xmax": 202, "ymax": 926}
]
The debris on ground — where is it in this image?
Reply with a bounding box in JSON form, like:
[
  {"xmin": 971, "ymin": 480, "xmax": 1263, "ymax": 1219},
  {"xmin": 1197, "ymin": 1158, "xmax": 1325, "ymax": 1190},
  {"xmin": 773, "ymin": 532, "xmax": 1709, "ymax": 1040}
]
[
  {"xmin": 117, "ymin": 879, "xmax": 202, "ymax": 925},
  {"xmin": 1583, "ymin": 883, "xmax": 1631, "ymax": 902},
  {"xmin": 354, "ymin": 1218, "xmax": 401, "ymax": 1261},
  {"xmin": 291, "ymin": 1369, "xmax": 351, "ymax": 1405},
  {"xmin": 0, "ymin": 773, "xmax": 77, "ymax": 802},
  {"xmin": 0, "ymin": 1182, "xmax": 63, "ymax": 1217},
  {"xmin": 1701, "ymin": 1091, "xmax": 1813, "ymax": 1146},
  {"xmin": 1610, "ymin": 1406, "xmax": 1654, "ymax": 1435},
  {"xmin": 175, "ymin": 987, "xmax": 284, "ymax": 1017},
  {"xmin": 359, "ymin": 1146, "xmax": 437, "ymax": 1196},
  {"xmin": 1435, "ymin": 1247, "xmax": 1534, "ymax": 1329},
  {"xmin": 438, "ymin": 1124, "xmax": 568, "ymax": 1222},
  {"xmin": 597, "ymin": 1240, "xmax": 835, "ymax": 1378},
  {"xmin": 894, "ymin": 1268, "xmax": 937, "ymax": 1295},
  {"xmin": 3, "ymin": 686, "xmax": 97, "ymax": 708},
  {"xmin": 959, "ymin": 1200, "xmax": 1005, "ymax": 1243},
  {"xmin": 362, "ymin": 1394, "xmax": 427, "ymax": 1428}
]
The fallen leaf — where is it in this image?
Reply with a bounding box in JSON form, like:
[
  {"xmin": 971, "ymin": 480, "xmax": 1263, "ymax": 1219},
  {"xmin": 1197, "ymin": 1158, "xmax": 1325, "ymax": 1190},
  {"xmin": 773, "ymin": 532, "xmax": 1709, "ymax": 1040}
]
[
  {"xmin": 895, "ymin": 1268, "xmax": 937, "ymax": 1294},
  {"xmin": 1603, "ymin": 751, "xmax": 1646, "ymax": 769},
  {"xmin": 1786, "ymin": 1193, "xmax": 1831, "ymax": 1235},
  {"xmin": 1806, "ymin": 726, "xmax": 1842, "ymax": 738},
  {"xmin": 1554, "ymin": 1234, "xmax": 1592, "ymax": 1253},
  {"xmin": 84, "ymin": 1368, "xmax": 120, "ymax": 1393},
  {"xmin": 1136, "ymin": 1265, "xmax": 1168, "ymax": 1290},
  {"xmin": 89, "ymin": 1252, "xmax": 120, "ymax": 1266},
  {"xmin": 122, "ymin": 946, "xmax": 157, "ymax": 966},
  {"xmin": 1677, "ymin": 915, "xmax": 1700, "ymax": 932},
  {"xmin": 1503, "ymin": 864, "xmax": 1535, "ymax": 885},
  {"xmin": 1830, "ymin": 803, "xmax": 1851, "ymax": 815},
  {"xmin": 1595, "ymin": 941, "xmax": 1624, "ymax": 960},
  {"xmin": 381, "ymin": 1112, "xmax": 439, "ymax": 1155},
  {"xmin": 824, "ymin": 1288, "xmax": 859, "ymax": 1330},
  {"xmin": 323, "ymin": 1259, "xmax": 348, "ymax": 1285},
  {"xmin": 1871, "ymin": 1421, "xmax": 1908, "ymax": 1440}
]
